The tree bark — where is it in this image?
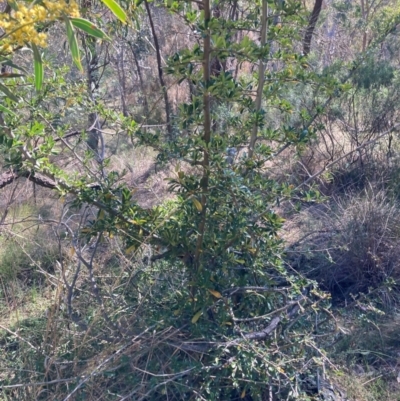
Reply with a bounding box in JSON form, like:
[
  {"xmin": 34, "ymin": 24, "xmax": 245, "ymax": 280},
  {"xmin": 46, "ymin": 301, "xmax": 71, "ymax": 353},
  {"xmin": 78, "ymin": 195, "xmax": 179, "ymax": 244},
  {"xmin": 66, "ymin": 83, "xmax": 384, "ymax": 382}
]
[
  {"xmin": 303, "ymin": 0, "xmax": 323, "ymax": 56},
  {"xmin": 0, "ymin": 170, "xmax": 57, "ymax": 190}
]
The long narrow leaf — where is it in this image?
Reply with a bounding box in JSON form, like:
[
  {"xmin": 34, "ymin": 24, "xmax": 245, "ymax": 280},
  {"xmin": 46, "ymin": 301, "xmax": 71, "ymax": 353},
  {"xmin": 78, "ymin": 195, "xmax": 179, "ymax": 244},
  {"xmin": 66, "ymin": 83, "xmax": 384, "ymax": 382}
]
[
  {"xmin": 1, "ymin": 60, "xmax": 28, "ymax": 75},
  {"xmin": 0, "ymin": 82, "xmax": 19, "ymax": 102},
  {"xmin": 65, "ymin": 17, "xmax": 83, "ymax": 72},
  {"xmin": 0, "ymin": 104, "xmax": 17, "ymax": 116},
  {"xmin": 70, "ymin": 18, "xmax": 110, "ymax": 40},
  {"xmin": 0, "ymin": 73, "xmax": 24, "ymax": 79},
  {"xmin": 101, "ymin": 0, "xmax": 127, "ymax": 23},
  {"xmin": 31, "ymin": 43, "xmax": 43, "ymax": 91}
]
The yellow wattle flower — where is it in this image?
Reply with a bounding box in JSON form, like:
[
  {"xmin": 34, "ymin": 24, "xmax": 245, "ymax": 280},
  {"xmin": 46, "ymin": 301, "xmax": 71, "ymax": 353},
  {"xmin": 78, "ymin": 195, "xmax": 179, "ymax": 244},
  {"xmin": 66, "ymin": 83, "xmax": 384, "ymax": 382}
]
[{"xmin": 0, "ymin": 0, "xmax": 80, "ymax": 50}]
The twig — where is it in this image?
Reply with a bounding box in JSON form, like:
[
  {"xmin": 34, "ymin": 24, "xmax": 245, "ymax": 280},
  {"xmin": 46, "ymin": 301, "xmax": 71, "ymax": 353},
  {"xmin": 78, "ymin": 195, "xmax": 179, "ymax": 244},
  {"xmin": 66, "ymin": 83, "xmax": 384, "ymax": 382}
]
[
  {"xmin": 1, "ymin": 378, "xmax": 77, "ymax": 389},
  {"xmin": 296, "ymin": 123, "xmax": 400, "ymax": 190},
  {"xmin": 62, "ymin": 325, "xmax": 157, "ymax": 401},
  {"xmin": 0, "ymin": 324, "xmax": 39, "ymax": 352},
  {"xmin": 361, "ymin": 374, "xmax": 384, "ymax": 386}
]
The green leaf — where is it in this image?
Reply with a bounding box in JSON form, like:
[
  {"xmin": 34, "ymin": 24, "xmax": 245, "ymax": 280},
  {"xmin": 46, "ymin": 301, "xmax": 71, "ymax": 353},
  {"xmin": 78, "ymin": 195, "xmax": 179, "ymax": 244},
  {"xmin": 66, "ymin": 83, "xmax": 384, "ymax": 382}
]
[
  {"xmin": 31, "ymin": 43, "xmax": 43, "ymax": 91},
  {"xmin": 1, "ymin": 60, "xmax": 28, "ymax": 75},
  {"xmin": 0, "ymin": 73, "xmax": 24, "ymax": 79},
  {"xmin": 101, "ymin": 0, "xmax": 127, "ymax": 23},
  {"xmin": 70, "ymin": 18, "xmax": 110, "ymax": 40},
  {"xmin": 208, "ymin": 289, "xmax": 222, "ymax": 298},
  {"xmin": 0, "ymin": 104, "xmax": 17, "ymax": 116},
  {"xmin": 65, "ymin": 17, "xmax": 83, "ymax": 72},
  {"xmin": 191, "ymin": 310, "xmax": 203, "ymax": 324},
  {"xmin": 125, "ymin": 244, "xmax": 137, "ymax": 254},
  {"xmin": 0, "ymin": 82, "xmax": 19, "ymax": 102},
  {"xmin": 191, "ymin": 197, "xmax": 202, "ymax": 211}
]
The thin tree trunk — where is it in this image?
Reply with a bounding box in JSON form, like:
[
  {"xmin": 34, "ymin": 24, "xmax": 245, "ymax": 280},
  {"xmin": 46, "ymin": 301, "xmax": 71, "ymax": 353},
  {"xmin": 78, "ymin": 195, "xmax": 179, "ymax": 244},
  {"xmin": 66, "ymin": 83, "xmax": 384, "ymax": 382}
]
[
  {"xmin": 81, "ymin": 1, "xmax": 105, "ymax": 164},
  {"xmin": 248, "ymin": 0, "xmax": 268, "ymax": 159},
  {"xmin": 360, "ymin": 0, "xmax": 369, "ymax": 52},
  {"xmin": 303, "ymin": 0, "xmax": 323, "ymax": 56},
  {"xmin": 144, "ymin": 0, "xmax": 172, "ymax": 137},
  {"xmin": 128, "ymin": 41, "xmax": 150, "ymax": 119},
  {"xmin": 83, "ymin": 35, "xmax": 104, "ymax": 163},
  {"xmin": 116, "ymin": 43, "xmax": 128, "ymax": 117},
  {"xmin": 193, "ymin": 0, "xmax": 211, "ymax": 270}
]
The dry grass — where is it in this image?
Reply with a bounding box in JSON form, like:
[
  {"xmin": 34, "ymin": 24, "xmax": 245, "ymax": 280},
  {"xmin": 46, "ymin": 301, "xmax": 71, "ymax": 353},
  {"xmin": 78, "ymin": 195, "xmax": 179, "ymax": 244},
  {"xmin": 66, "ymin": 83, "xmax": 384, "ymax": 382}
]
[
  {"xmin": 107, "ymin": 143, "xmax": 175, "ymax": 208},
  {"xmin": 324, "ymin": 311, "xmax": 400, "ymax": 401},
  {"xmin": 285, "ymin": 186, "xmax": 400, "ymax": 308}
]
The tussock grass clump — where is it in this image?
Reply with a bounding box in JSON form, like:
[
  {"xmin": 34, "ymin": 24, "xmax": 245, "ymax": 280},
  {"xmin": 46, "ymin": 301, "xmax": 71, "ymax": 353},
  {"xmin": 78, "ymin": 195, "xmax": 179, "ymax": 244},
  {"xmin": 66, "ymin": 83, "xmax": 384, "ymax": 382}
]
[
  {"xmin": 0, "ymin": 236, "xmax": 58, "ymax": 282},
  {"xmin": 334, "ymin": 371, "xmax": 400, "ymax": 401},
  {"xmin": 289, "ymin": 188, "xmax": 400, "ymax": 307},
  {"xmin": 325, "ymin": 311, "xmax": 400, "ymax": 400},
  {"xmin": 0, "ymin": 204, "xmax": 60, "ymax": 283}
]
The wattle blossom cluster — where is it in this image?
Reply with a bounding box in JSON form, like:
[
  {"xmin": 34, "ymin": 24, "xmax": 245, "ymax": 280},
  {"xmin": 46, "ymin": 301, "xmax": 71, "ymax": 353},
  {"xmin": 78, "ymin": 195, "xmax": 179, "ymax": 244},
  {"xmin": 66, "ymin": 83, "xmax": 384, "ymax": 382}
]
[{"xmin": 0, "ymin": 0, "xmax": 80, "ymax": 52}]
